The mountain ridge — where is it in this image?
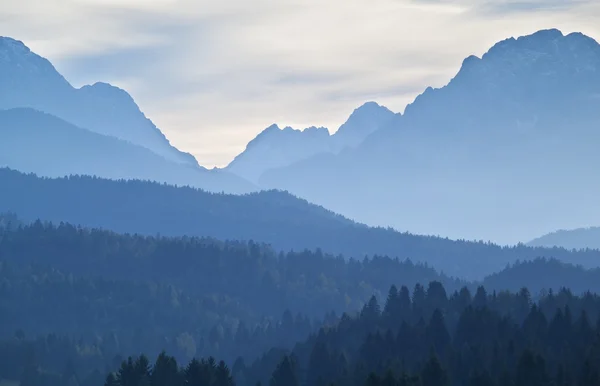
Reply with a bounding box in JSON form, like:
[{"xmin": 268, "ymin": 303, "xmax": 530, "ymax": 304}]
[
  {"xmin": 0, "ymin": 107, "xmax": 255, "ymax": 193},
  {"xmin": 528, "ymin": 226, "xmax": 600, "ymax": 250},
  {"xmin": 226, "ymin": 102, "xmax": 395, "ymax": 183},
  {"xmin": 0, "ymin": 36, "xmax": 198, "ymax": 167}
]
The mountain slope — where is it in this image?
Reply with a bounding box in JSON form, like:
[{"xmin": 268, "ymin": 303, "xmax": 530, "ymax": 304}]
[
  {"xmin": 0, "ymin": 108, "xmax": 255, "ymax": 193},
  {"xmin": 226, "ymin": 102, "xmax": 395, "ymax": 183},
  {"xmin": 0, "ymin": 36, "xmax": 197, "ymax": 166},
  {"xmin": 259, "ymin": 29, "xmax": 600, "ymax": 244},
  {"xmin": 528, "ymin": 227, "xmax": 600, "ymax": 250},
  {"xmin": 2, "ymin": 168, "xmax": 600, "ymax": 280}
]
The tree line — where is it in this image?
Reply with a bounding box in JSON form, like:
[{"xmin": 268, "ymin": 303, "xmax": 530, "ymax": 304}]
[{"xmin": 3, "ymin": 167, "xmax": 600, "ymax": 279}]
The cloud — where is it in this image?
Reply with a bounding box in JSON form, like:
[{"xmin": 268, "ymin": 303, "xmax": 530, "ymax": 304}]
[
  {"xmin": 1, "ymin": 0, "xmax": 600, "ymax": 166},
  {"xmin": 474, "ymin": 0, "xmax": 588, "ymax": 15}
]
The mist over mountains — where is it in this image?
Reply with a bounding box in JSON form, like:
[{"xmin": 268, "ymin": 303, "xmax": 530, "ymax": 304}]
[{"xmin": 2, "ymin": 28, "xmax": 600, "ymax": 247}]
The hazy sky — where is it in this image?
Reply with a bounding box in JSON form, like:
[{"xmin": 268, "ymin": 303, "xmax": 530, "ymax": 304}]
[{"xmin": 1, "ymin": 0, "xmax": 600, "ymax": 167}]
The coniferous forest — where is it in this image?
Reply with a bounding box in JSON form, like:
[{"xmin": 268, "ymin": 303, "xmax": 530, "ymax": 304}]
[{"xmin": 1, "ymin": 216, "xmax": 600, "ymax": 386}]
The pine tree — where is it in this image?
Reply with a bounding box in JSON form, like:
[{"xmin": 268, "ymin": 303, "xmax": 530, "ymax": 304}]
[
  {"xmin": 515, "ymin": 350, "xmax": 549, "ymax": 386},
  {"xmin": 151, "ymin": 351, "xmax": 181, "ymax": 386},
  {"xmin": 104, "ymin": 373, "xmax": 119, "ymax": 386},
  {"xmin": 269, "ymin": 356, "xmax": 299, "ymax": 386},
  {"xmin": 426, "ymin": 309, "xmax": 450, "ymax": 355},
  {"xmin": 215, "ymin": 360, "xmax": 234, "ymax": 386},
  {"xmin": 421, "ymin": 352, "xmax": 448, "ymax": 386}
]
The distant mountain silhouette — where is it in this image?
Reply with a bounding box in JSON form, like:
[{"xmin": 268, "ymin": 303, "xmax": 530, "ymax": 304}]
[
  {"xmin": 2, "ymin": 167, "xmax": 600, "ymax": 280},
  {"xmin": 259, "ymin": 29, "xmax": 600, "ymax": 244},
  {"xmin": 0, "ymin": 108, "xmax": 255, "ymax": 193},
  {"xmin": 528, "ymin": 227, "xmax": 600, "ymax": 250},
  {"xmin": 226, "ymin": 102, "xmax": 395, "ymax": 182},
  {"xmin": 0, "ymin": 36, "xmax": 197, "ymax": 166},
  {"xmin": 227, "ymin": 125, "xmax": 333, "ymax": 183}
]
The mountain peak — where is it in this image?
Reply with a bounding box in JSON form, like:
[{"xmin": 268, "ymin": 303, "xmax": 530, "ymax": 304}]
[
  {"xmin": 79, "ymin": 82, "xmax": 137, "ymax": 106},
  {"xmin": 0, "ymin": 36, "xmax": 70, "ymax": 89},
  {"xmin": 345, "ymin": 101, "xmax": 394, "ymax": 123},
  {"xmin": 529, "ymin": 28, "xmax": 564, "ymax": 40},
  {"xmin": 333, "ymin": 102, "xmax": 395, "ymax": 147},
  {"xmin": 443, "ymin": 28, "xmax": 600, "ymax": 91},
  {"xmin": 0, "ymin": 35, "xmax": 199, "ymax": 167},
  {"xmin": 352, "ymin": 101, "xmax": 391, "ymax": 116},
  {"xmin": 0, "ymin": 36, "xmax": 30, "ymax": 55},
  {"xmin": 246, "ymin": 124, "xmax": 331, "ymax": 151},
  {"xmin": 481, "ymin": 28, "xmax": 600, "ymax": 61}
]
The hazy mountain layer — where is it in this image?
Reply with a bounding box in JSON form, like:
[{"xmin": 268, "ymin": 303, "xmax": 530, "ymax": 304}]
[
  {"xmin": 528, "ymin": 227, "xmax": 600, "ymax": 250},
  {"xmin": 2, "ymin": 168, "xmax": 600, "ymax": 280},
  {"xmin": 0, "ymin": 108, "xmax": 255, "ymax": 194}
]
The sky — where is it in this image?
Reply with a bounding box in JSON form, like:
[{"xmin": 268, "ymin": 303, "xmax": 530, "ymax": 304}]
[{"xmin": 1, "ymin": 0, "xmax": 600, "ymax": 167}]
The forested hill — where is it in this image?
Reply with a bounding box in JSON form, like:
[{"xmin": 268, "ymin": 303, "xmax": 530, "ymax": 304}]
[
  {"xmin": 239, "ymin": 282, "xmax": 600, "ymax": 386},
  {"xmin": 2, "ymin": 167, "xmax": 600, "ymax": 279}
]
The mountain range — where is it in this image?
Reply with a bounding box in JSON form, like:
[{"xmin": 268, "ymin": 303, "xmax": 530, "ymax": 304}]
[
  {"xmin": 247, "ymin": 29, "xmax": 600, "ymax": 244},
  {"xmin": 3, "ymin": 28, "xmax": 600, "ymax": 246},
  {"xmin": 226, "ymin": 102, "xmax": 395, "ymax": 183}
]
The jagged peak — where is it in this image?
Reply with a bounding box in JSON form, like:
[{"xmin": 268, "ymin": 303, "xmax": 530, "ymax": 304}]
[
  {"xmin": 247, "ymin": 123, "xmax": 331, "ymax": 150},
  {"xmin": 480, "ymin": 28, "xmax": 600, "ymax": 61},
  {"xmin": 264, "ymin": 123, "xmax": 281, "ymax": 132},
  {"xmin": 304, "ymin": 126, "xmax": 331, "ymax": 135},
  {"xmin": 448, "ymin": 28, "xmax": 600, "ymax": 81},
  {"xmin": 405, "ymin": 28, "xmax": 600, "ymax": 120},
  {"xmin": 486, "ymin": 28, "xmax": 563, "ymax": 53}
]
